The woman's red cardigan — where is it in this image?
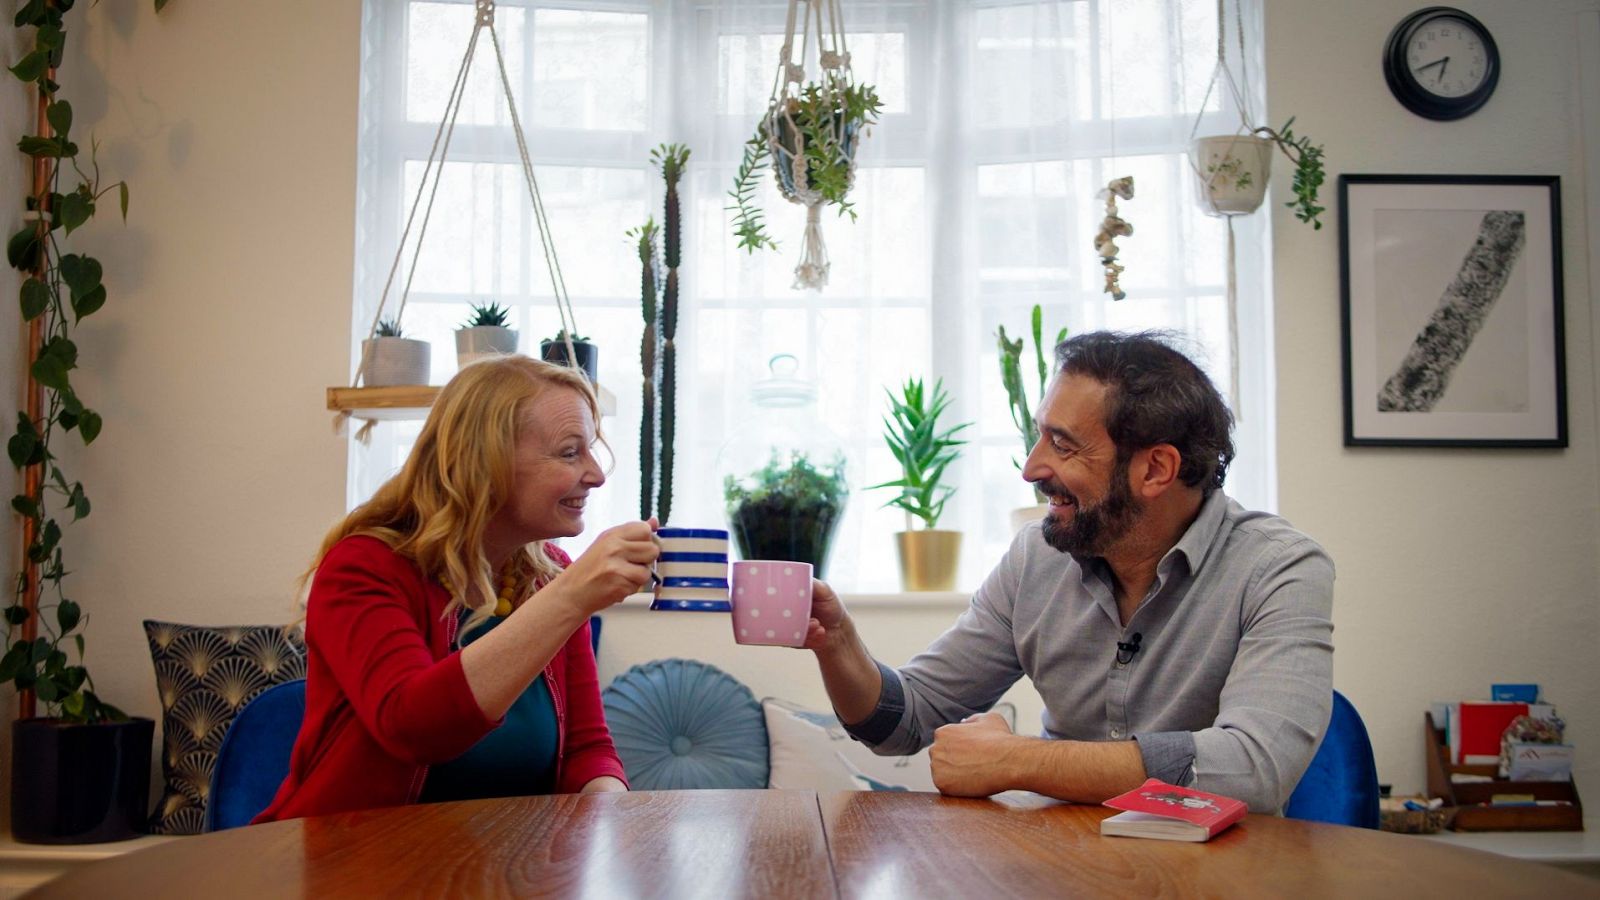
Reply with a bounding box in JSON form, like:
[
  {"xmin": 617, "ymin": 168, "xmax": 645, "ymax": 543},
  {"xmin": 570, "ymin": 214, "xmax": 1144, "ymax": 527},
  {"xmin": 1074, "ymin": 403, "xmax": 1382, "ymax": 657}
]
[{"xmin": 255, "ymin": 535, "xmax": 627, "ymax": 822}]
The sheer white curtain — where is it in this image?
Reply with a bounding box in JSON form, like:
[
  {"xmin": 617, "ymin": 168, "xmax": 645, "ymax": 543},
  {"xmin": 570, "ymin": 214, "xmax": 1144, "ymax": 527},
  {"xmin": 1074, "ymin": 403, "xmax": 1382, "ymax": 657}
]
[{"xmin": 350, "ymin": 0, "xmax": 1273, "ymax": 593}]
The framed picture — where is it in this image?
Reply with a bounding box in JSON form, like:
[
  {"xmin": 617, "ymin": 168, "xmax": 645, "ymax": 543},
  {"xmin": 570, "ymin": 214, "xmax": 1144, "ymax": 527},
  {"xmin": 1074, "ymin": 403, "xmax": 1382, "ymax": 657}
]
[{"xmin": 1339, "ymin": 174, "xmax": 1566, "ymax": 447}]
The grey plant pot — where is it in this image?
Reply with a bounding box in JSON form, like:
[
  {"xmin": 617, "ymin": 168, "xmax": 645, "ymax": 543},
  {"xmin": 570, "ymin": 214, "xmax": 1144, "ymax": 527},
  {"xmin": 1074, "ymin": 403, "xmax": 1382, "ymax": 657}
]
[
  {"xmin": 361, "ymin": 337, "xmax": 431, "ymax": 387},
  {"xmin": 456, "ymin": 326, "xmax": 519, "ymax": 369}
]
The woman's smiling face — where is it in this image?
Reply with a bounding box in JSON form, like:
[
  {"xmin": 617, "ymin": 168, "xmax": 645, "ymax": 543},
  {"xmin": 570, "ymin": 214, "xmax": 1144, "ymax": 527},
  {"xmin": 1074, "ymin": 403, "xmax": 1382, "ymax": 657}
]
[{"xmin": 486, "ymin": 387, "xmax": 605, "ymax": 549}]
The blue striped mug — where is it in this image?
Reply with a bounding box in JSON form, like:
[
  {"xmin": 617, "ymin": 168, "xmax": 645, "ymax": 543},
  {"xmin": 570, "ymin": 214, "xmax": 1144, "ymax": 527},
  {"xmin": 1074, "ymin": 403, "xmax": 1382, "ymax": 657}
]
[{"xmin": 650, "ymin": 527, "xmax": 731, "ymax": 612}]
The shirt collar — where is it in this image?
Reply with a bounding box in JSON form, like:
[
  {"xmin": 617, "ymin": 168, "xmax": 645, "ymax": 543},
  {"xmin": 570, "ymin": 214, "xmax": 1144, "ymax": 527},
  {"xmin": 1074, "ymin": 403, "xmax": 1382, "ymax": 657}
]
[{"xmin": 1159, "ymin": 488, "xmax": 1229, "ymax": 577}]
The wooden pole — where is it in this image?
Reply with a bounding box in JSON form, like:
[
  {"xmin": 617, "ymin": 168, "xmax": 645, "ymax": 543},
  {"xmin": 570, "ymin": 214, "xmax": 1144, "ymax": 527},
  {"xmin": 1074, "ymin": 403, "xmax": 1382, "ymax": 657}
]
[{"xmin": 17, "ymin": 16, "xmax": 56, "ymax": 722}]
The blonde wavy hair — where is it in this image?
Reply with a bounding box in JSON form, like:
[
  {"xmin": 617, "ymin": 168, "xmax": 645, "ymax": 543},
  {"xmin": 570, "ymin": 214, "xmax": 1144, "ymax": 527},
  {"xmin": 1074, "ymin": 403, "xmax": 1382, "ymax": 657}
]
[{"xmin": 306, "ymin": 356, "xmax": 602, "ymax": 627}]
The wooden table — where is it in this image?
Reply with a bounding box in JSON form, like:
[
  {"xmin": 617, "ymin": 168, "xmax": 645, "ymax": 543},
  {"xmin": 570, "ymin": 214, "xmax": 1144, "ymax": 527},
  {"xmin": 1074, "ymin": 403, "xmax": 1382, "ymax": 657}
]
[{"xmin": 29, "ymin": 790, "xmax": 1597, "ymax": 898}]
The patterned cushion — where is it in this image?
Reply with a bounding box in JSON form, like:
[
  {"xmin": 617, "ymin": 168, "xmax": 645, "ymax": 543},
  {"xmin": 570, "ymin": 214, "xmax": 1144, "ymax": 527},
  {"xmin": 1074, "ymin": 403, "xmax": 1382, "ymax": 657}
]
[
  {"xmin": 762, "ymin": 697, "xmax": 1017, "ymax": 793},
  {"xmin": 142, "ymin": 620, "xmax": 307, "ymax": 834}
]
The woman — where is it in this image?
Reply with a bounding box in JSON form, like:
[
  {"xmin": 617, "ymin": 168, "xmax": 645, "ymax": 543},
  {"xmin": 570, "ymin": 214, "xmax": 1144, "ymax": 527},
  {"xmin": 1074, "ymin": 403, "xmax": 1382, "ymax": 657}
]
[{"xmin": 257, "ymin": 356, "xmax": 655, "ymax": 821}]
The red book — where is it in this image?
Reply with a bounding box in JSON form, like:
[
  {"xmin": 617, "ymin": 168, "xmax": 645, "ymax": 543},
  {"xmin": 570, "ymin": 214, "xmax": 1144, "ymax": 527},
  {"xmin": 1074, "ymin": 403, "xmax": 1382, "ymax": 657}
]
[
  {"xmin": 1455, "ymin": 702, "xmax": 1530, "ymax": 765},
  {"xmin": 1100, "ymin": 779, "xmax": 1248, "ymax": 842}
]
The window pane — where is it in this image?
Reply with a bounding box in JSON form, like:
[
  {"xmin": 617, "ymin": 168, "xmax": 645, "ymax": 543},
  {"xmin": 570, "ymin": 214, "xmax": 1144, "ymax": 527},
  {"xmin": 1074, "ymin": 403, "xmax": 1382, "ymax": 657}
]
[
  {"xmin": 718, "ymin": 31, "xmax": 908, "ymax": 116},
  {"xmin": 532, "ymin": 9, "xmax": 648, "ymax": 130},
  {"xmin": 407, "ymin": 3, "xmax": 526, "ymax": 126}
]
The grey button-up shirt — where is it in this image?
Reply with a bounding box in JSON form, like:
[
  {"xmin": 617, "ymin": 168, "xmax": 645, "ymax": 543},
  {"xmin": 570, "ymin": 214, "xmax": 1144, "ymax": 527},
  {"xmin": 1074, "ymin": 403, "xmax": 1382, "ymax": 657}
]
[{"xmin": 845, "ymin": 490, "xmax": 1335, "ymax": 812}]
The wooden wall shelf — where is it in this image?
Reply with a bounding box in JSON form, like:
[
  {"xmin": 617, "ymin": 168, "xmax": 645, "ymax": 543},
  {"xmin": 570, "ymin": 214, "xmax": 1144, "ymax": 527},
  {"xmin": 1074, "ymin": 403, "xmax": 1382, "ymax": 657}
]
[{"xmin": 327, "ymin": 382, "xmax": 616, "ymax": 421}]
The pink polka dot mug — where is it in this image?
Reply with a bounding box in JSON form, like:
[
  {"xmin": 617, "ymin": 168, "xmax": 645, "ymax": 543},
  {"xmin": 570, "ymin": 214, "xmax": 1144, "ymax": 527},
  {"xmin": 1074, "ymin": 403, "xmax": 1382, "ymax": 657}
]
[{"xmin": 730, "ymin": 560, "xmax": 813, "ymax": 647}]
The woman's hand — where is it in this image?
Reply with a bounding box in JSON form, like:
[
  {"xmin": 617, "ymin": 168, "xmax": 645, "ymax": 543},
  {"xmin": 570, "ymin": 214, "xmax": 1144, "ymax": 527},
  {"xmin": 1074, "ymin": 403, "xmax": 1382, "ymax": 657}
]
[
  {"xmin": 580, "ymin": 776, "xmax": 628, "ymax": 793},
  {"xmin": 550, "ymin": 518, "xmax": 660, "ymax": 616}
]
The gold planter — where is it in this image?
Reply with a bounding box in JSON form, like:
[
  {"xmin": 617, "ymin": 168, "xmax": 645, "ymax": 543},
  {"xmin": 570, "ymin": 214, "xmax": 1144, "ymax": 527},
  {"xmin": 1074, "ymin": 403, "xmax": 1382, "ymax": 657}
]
[{"xmin": 895, "ymin": 530, "xmax": 962, "ymax": 592}]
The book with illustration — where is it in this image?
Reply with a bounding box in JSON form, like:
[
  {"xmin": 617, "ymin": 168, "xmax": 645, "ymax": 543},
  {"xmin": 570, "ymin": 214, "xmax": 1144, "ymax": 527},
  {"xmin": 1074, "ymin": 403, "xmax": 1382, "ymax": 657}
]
[{"xmin": 1100, "ymin": 778, "xmax": 1247, "ymax": 842}]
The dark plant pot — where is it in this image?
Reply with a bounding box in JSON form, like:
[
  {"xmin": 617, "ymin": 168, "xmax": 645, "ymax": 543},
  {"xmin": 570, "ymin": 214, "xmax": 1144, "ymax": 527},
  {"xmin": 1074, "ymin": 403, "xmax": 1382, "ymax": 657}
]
[
  {"xmin": 727, "ymin": 495, "xmax": 845, "ymax": 579},
  {"xmin": 540, "ymin": 340, "xmax": 598, "ymax": 384},
  {"xmin": 11, "ymin": 716, "xmax": 154, "ymax": 844}
]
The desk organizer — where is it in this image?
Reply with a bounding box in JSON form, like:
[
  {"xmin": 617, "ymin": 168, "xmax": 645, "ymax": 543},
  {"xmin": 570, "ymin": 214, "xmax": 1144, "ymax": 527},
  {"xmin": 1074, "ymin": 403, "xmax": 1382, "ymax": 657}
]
[{"xmin": 1425, "ymin": 712, "xmax": 1583, "ymax": 831}]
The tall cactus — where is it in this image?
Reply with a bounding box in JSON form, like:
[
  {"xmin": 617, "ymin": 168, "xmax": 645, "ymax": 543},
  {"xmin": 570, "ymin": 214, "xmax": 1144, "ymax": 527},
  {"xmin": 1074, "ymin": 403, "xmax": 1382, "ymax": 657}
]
[
  {"xmin": 628, "ymin": 218, "xmax": 660, "ymax": 521},
  {"xmin": 651, "ymin": 144, "xmax": 690, "ymax": 525}
]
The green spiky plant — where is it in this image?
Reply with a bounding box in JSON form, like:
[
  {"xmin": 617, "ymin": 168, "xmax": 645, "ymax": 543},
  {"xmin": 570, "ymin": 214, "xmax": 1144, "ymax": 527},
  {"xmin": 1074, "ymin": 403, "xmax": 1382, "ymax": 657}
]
[
  {"xmin": 651, "ymin": 143, "xmax": 689, "ymax": 524},
  {"xmin": 461, "ymin": 301, "xmax": 511, "ymax": 328},
  {"xmin": 627, "ymin": 217, "xmax": 660, "ymax": 521},
  {"xmin": 728, "ymin": 79, "xmax": 882, "ymax": 253},
  {"xmin": 3, "ymin": 0, "xmax": 134, "ymax": 724},
  {"xmin": 868, "ymin": 379, "xmax": 972, "ymax": 531},
  {"xmin": 997, "ymin": 305, "xmax": 1067, "ymax": 504},
  {"xmin": 374, "ymin": 317, "xmax": 404, "ymax": 338}
]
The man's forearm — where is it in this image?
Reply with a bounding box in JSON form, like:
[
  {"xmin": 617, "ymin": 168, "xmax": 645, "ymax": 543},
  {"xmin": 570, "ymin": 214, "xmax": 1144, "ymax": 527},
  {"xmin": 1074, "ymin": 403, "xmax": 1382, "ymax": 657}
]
[
  {"xmin": 1005, "ymin": 737, "xmax": 1147, "ymax": 803},
  {"xmin": 815, "ymin": 619, "xmax": 883, "ymax": 726}
]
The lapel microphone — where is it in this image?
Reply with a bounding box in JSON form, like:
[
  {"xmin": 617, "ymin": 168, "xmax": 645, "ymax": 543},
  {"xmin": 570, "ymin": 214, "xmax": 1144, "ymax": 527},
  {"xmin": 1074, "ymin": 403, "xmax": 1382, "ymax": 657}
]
[{"xmin": 1115, "ymin": 632, "xmax": 1143, "ymax": 665}]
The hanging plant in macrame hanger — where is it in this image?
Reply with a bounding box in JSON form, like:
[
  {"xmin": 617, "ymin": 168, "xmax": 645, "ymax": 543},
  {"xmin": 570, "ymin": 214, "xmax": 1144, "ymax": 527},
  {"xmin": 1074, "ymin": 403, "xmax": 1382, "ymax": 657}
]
[{"xmin": 728, "ymin": 0, "xmax": 882, "ymax": 291}]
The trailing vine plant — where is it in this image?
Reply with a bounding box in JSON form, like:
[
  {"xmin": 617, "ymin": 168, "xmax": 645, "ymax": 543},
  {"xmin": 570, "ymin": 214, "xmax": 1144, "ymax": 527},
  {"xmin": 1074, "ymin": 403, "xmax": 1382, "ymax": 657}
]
[{"xmin": 3, "ymin": 0, "xmax": 133, "ymax": 723}]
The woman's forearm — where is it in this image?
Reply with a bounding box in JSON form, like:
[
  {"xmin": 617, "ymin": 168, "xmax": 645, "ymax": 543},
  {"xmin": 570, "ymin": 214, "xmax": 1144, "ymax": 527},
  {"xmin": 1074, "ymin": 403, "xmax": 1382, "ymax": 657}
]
[{"xmin": 459, "ymin": 581, "xmax": 589, "ymax": 719}]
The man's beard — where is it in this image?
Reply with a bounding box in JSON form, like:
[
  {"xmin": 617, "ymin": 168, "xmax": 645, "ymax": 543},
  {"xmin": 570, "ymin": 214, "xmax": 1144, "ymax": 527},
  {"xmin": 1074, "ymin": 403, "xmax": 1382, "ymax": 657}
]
[{"xmin": 1037, "ymin": 459, "xmax": 1142, "ymax": 557}]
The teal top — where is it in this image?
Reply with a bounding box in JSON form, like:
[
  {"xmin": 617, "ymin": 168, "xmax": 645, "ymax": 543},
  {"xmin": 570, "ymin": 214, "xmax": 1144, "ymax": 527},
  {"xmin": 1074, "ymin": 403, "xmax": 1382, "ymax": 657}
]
[{"xmin": 419, "ymin": 611, "xmax": 559, "ymax": 803}]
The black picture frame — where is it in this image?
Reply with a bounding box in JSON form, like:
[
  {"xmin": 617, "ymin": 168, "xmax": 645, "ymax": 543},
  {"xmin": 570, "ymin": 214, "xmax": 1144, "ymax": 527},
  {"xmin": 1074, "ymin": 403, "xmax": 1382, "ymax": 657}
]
[{"xmin": 1339, "ymin": 174, "xmax": 1566, "ymax": 448}]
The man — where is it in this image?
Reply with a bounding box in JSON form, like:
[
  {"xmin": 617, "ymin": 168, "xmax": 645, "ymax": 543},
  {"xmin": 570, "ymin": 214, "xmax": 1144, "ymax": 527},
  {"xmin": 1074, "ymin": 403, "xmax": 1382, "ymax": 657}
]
[{"xmin": 804, "ymin": 331, "xmax": 1333, "ymax": 812}]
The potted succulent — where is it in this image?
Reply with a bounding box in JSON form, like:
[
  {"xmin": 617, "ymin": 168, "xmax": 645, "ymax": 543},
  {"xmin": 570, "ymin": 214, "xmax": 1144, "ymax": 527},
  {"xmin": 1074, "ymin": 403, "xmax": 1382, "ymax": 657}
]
[
  {"xmin": 723, "ymin": 451, "xmax": 848, "ymax": 579},
  {"xmin": 455, "ymin": 300, "xmax": 519, "ymax": 368},
  {"xmin": 997, "ymin": 305, "xmax": 1067, "ymax": 532},
  {"xmin": 5, "ymin": 0, "xmax": 157, "ymax": 844},
  {"xmin": 868, "ymin": 379, "xmax": 972, "ymax": 592},
  {"xmin": 728, "ymin": 76, "xmax": 883, "ymax": 289},
  {"xmin": 1192, "ymin": 117, "xmax": 1326, "ymax": 227},
  {"xmin": 540, "ymin": 329, "xmax": 597, "ymax": 384},
  {"xmin": 361, "ymin": 318, "xmax": 431, "ymax": 387}
]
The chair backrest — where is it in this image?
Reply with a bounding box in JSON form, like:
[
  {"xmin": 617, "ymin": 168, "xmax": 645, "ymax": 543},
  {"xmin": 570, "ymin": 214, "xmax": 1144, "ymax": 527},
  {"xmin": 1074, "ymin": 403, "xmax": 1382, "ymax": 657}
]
[
  {"xmin": 206, "ymin": 679, "xmax": 306, "ymax": 831},
  {"xmin": 1285, "ymin": 690, "xmax": 1380, "ymax": 828}
]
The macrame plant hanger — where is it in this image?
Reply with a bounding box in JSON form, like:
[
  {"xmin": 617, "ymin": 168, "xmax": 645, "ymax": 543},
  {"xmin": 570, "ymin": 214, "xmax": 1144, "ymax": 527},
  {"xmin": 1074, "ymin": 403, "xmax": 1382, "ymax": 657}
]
[
  {"xmin": 341, "ymin": 0, "xmax": 585, "ymax": 441},
  {"xmin": 1187, "ymin": 0, "xmax": 1254, "ymax": 415},
  {"xmin": 766, "ymin": 0, "xmax": 857, "ymax": 291}
]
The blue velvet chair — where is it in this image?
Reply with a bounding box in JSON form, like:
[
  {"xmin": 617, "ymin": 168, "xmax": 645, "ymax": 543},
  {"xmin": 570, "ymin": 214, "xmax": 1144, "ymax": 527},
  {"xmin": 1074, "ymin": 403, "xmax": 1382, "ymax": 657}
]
[
  {"xmin": 1285, "ymin": 690, "xmax": 1380, "ymax": 828},
  {"xmin": 206, "ymin": 679, "xmax": 306, "ymax": 831}
]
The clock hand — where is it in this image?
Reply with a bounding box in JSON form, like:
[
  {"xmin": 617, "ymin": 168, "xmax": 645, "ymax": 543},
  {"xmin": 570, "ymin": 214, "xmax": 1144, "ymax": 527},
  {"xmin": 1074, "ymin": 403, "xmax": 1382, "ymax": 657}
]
[
  {"xmin": 1413, "ymin": 57, "xmax": 1448, "ymax": 76},
  {"xmin": 1438, "ymin": 56, "xmax": 1450, "ymax": 83}
]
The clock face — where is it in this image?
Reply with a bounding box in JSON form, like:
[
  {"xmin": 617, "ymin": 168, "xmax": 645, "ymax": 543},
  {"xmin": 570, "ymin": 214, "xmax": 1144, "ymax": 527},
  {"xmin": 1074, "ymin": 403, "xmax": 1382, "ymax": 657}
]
[
  {"xmin": 1384, "ymin": 7, "xmax": 1501, "ymax": 120},
  {"xmin": 1403, "ymin": 15, "xmax": 1490, "ymax": 98}
]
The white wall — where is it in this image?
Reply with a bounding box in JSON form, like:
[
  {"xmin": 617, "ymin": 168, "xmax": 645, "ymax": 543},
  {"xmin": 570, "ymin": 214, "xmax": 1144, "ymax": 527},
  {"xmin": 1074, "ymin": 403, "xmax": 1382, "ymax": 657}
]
[
  {"xmin": 2, "ymin": 0, "xmax": 1596, "ymax": 820},
  {"xmin": 1267, "ymin": 0, "xmax": 1600, "ymax": 794}
]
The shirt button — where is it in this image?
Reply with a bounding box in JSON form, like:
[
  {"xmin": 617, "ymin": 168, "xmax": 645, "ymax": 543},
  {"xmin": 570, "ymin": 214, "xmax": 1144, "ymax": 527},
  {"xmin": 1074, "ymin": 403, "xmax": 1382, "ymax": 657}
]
[
  {"xmin": 1115, "ymin": 660, "xmax": 1127, "ymax": 670},
  {"xmin": 1110, "ymin": 728, "xmax": 1123, "ymax": 739}
]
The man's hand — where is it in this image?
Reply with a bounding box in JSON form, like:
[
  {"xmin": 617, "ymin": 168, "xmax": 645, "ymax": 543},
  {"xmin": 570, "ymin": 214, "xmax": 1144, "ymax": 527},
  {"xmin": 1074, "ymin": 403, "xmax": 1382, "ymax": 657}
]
[
  {"xmin": 929, "ymin": 711, "xmax": 1020, "ymax": 798},
  {"xmin": 801, "ymin": 578, "xmax": 852, "ymax": 654}
]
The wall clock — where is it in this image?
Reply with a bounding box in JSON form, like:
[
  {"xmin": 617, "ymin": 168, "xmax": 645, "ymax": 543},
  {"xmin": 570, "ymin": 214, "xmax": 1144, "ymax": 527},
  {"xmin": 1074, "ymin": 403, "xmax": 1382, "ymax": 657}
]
[{"xmin": 1383, "ymin": 6, "xmax": 1500, "ymax": 120}]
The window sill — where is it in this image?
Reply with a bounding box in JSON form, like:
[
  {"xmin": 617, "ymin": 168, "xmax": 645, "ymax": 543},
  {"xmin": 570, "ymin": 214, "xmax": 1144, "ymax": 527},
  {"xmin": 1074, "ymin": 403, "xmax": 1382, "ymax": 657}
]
[{"xmin": 0, "ymin": 832, "xmax": 178, "ymax": 897}]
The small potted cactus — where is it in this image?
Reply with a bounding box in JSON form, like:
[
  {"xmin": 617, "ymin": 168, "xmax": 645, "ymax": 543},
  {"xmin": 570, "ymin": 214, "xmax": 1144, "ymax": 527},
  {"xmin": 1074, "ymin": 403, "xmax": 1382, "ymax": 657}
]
[
  {"xmin": 362, "ymin": 318, "xmax": 432, "ymax": 387},
  {"xmin": 455, "ymin": 301, "xmax": 519, "ymax": 368},
  {"xmin": 540, "ymin": 329, "xmax": 598, "ymax": 384}
]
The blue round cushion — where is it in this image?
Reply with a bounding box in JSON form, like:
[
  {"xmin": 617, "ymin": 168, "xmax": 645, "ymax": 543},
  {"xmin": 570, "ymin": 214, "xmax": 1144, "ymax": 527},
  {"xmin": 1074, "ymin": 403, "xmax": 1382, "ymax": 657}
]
[{"xmin": 602, "ymin": 658, "xmax": 769, "ymax": 790}]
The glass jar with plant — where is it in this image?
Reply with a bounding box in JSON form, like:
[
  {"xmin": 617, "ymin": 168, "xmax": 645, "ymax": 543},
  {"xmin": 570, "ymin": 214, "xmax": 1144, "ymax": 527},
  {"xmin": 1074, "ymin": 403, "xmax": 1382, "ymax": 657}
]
[
  {"xmin": 727, "ymin": 0, "xmax": 882, "ymax": 290},
  {"xmin": 867, "ymin": 378, "xmax": 972, "ymax": 591},
  {"xmin": 724, "ymin": 451, "xmax": 849, "ymax": 578},
  {"xmin": 455, "ymin": 300, "xmax": 518, "ymax": 369}
]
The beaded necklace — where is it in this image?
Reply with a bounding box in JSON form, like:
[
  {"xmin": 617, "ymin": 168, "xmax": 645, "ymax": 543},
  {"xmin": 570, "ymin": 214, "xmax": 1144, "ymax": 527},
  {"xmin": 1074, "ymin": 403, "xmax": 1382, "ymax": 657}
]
[{"xmin": 453, "ymin": 557, "xmax": 529, "ymax": 618}]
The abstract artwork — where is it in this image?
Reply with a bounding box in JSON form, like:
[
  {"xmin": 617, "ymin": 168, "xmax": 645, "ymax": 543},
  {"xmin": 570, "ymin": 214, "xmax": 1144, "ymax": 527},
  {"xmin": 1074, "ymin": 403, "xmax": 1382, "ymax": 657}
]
[{"xmin": 1339, "ymin": 175, "xmax": 1566, "ymax": 447}]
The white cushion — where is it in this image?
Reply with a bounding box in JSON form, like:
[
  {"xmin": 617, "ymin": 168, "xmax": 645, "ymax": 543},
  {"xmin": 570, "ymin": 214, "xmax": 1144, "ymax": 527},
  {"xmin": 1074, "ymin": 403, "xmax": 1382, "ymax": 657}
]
[{"xmin": 761, "ymin": 697, "xmax": 1017, "ymax": 793}]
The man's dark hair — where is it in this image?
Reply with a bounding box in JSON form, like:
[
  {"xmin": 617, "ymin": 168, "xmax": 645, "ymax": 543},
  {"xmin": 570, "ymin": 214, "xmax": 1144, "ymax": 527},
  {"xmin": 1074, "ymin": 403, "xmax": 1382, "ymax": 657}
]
[{"xmin": 1053, "ymin": 331, "xmax": 1234, "ymax": 494}]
